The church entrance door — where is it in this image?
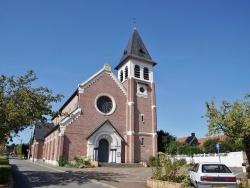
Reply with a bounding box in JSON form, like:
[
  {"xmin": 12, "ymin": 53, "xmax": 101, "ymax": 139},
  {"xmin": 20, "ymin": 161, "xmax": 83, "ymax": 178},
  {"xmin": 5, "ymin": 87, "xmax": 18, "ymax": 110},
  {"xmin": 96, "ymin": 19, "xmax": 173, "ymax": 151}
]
[{"xmin": 98, "ymin": 139, "xmax": 109, "ymax": 162}]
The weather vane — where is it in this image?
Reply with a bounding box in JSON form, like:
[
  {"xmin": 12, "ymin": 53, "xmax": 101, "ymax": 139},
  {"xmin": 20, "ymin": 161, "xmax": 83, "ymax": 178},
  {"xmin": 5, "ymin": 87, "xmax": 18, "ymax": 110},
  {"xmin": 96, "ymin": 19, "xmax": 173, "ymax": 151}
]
[{"xmin": 133, "ymin": 18, "xmax": 136, "ymax": 28}]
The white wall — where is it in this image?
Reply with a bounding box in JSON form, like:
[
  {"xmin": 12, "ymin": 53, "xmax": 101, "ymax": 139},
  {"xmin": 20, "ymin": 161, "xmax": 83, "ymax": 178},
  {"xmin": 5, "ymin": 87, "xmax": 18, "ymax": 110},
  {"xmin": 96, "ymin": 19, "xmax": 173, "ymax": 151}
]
[{"xmin": 176, "ymin": 152, "xmax": 244, "ymax": 167}]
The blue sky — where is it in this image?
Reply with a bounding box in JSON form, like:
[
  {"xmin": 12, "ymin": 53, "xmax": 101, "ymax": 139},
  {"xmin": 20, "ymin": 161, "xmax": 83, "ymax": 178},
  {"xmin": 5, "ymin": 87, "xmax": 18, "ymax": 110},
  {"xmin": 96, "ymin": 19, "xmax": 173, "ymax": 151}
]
[{"xmin": 1, "ymin": 0, "xmax": 250, "ymax": 144}]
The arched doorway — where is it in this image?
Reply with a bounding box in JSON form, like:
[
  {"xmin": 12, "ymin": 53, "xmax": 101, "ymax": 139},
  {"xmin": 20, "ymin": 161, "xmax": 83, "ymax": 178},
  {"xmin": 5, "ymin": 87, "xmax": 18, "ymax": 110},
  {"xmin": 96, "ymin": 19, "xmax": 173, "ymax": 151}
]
[{"xmin": 98, "ymin": 139, "xmax": 109, "ymax": 162}]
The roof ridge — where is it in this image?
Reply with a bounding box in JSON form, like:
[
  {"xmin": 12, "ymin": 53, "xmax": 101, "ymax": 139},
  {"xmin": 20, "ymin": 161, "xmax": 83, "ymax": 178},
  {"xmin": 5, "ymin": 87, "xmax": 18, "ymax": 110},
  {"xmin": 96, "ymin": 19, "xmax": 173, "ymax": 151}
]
[{"xmin": 115, "ymin": 28, "xmax": 156, "ymax": 70}]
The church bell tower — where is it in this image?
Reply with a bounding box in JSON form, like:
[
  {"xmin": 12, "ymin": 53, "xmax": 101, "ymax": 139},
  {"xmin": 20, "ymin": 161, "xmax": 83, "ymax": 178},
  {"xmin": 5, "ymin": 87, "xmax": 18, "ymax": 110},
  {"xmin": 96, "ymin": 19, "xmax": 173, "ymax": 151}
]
[{"xmin": 115, "ymin": 28, "xmax": 157, "ymax": 163}]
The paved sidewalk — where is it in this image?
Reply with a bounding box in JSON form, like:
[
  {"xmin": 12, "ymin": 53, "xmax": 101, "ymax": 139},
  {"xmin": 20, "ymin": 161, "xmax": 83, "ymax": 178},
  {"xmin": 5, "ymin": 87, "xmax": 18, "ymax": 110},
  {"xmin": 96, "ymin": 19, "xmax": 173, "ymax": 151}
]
[{"xmin": 29, "ymin": 160, "xmax": 247, "ymax": 188}]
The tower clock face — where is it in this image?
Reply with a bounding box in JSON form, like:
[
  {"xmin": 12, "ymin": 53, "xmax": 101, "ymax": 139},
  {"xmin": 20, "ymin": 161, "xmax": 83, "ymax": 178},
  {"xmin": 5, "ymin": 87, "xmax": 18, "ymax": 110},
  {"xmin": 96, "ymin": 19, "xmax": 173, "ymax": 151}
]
[{"xmin": 96, "ymin": 95, "xmax": 114, "ymax": 114}]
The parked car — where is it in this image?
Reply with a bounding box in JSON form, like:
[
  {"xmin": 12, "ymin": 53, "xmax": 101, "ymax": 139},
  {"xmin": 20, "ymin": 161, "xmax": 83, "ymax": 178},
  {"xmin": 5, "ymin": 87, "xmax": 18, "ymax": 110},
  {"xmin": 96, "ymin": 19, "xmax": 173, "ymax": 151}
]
[{"xmin": 188, "ymin": 162, "xmax": 237, "ymax": 188}]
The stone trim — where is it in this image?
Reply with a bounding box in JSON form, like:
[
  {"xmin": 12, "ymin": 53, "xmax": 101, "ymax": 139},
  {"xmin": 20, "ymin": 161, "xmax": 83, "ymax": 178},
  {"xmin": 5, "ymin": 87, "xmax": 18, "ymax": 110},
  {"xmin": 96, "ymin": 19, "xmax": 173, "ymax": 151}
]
[
  {"xmin": 147, "ymin": 177, "xmax": 185, "ymax": 188},
  {"xmin": 78, "ymin": 64, "xmax": 127, "ymax": 95},
  {"xmin": 59, "ymin": 108, "xmax": 82, "ymax": 128},
  {"xmin": 125, "ymin": 131, "xmax": 157, "ymax": 136}
]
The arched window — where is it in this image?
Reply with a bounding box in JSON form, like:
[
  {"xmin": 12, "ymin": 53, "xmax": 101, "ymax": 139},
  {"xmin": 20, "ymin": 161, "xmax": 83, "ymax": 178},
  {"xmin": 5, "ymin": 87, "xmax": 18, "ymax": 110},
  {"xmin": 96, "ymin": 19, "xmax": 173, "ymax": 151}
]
[
  {"xmin": 134, "ymin": 65, "xmax": 140, "ymax": 78},
  {"xmin": 125, "ymin": 66, "xmax": 128, "ymax": 79},
  {"xmin": 143, "ymin": 67, "xmax": 149, "ymax": 80},
  {"xmin": 120, "ymin": 70, "xmax": 123, "ymax": 82}
]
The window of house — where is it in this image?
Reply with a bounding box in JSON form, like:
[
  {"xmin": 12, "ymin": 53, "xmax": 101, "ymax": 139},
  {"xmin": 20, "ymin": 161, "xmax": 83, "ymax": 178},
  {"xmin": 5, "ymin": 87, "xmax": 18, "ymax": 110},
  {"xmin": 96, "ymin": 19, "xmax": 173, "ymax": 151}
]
[
  {"xmin": 125, "ymin": 66, "xmax": 128, "ymax": 79},
  {"xmin": 141, "ymin": 138, "xmax": 144, "ymax": 145},
  {"xmin": 135, "ymin": 65, "xmax": 140, "ymax": 78},
  {"xmin": 120, "ymin": 70, "xmax": 123, "ymax": 82},
  {"xmin": 143, "ymin": 67, "xmax": 149, "ymax": 80}
]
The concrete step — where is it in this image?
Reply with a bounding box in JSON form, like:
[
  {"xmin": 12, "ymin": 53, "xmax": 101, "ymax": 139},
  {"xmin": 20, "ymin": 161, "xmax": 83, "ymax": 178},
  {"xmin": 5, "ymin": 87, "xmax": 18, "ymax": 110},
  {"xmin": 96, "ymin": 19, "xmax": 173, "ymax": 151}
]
[{"xmin": 98, "ymin": 162, "xmax": 144, "ymax": 168}]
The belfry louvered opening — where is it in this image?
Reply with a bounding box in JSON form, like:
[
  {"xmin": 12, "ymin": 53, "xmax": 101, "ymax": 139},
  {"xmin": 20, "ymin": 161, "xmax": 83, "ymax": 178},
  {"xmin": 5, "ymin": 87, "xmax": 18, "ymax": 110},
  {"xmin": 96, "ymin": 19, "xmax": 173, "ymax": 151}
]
[
  {"xmin": 143, "ymin": 67, "xmax": 149, "ymax": 80},
  {"xmin": 135, "ymin": 65, "xmax": 140, "ymax": 78},
  {"xmin": 125, "ymin": 66, "xmax": 128, "ymax": 79},
  {"xmin": 120, "ymin": 70, "xmax": 123, "ymax": 82}
]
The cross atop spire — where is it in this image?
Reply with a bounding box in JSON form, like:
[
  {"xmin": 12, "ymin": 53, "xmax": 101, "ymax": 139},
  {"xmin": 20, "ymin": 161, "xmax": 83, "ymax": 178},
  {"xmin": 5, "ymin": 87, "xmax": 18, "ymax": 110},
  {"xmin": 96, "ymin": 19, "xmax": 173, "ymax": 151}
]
[{"xmin": 133, "ymin": 18, "xmax": 136, "ymax": 28}]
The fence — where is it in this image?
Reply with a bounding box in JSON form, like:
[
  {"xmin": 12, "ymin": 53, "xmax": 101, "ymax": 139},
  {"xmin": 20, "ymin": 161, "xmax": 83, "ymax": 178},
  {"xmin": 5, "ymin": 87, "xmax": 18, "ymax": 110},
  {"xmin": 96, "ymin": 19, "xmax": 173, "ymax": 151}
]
[{"xmin": 175, "ymin": 151, "xmax": 245, "ymax": 167}]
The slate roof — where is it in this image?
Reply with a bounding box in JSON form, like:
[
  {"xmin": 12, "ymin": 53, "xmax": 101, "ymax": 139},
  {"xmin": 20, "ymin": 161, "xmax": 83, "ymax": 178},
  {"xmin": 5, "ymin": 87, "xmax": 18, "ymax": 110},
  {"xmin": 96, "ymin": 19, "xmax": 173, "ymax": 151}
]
[
  {"xmin": 33, "ymin": 122, "xmax": 54, "ymax": 141},
  {"xmin": 115, "ymin": 28, "xmax": 156, "ymax": 70},
  {"xmin": 176, "ymin": 133, "xmax": 198, "ymax": 146}
]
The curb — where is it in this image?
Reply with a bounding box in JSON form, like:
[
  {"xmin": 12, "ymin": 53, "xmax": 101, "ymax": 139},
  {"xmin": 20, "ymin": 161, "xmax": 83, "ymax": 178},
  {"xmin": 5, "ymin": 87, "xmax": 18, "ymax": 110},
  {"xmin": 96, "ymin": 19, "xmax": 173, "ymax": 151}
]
[{"xmin": 91, "ymin": 180, "xmax": 118, "ymax": 188}]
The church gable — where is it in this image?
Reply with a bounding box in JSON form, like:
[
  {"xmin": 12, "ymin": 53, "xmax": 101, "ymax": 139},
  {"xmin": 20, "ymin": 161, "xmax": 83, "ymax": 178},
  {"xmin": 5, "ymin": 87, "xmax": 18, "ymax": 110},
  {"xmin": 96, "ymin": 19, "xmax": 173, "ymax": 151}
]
[
  {"xmin": 75, "ymin": 71, "xmax": 127, "ymax": 136},
  {"xmin": 51, "ymin": 64, "xmax": 127, "ymax": 131},
  {"xmin": 78, "ymin": 64, "xmax": 127, "ymax": 95}
]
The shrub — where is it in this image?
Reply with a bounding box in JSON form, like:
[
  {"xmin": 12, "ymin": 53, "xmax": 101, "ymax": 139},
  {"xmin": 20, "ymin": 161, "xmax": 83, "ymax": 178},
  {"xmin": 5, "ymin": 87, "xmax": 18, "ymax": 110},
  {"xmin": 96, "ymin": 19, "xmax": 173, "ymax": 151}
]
[
  {"xmin": 181, "ymin": 175, "xmax": 192, "ymax": 187},
  {"xmin": 17, "ymin": 154, "xmax": 24, "ymax": 159},
  {"xmin": 0, "ymin": 158, "xmax": 9, "ymax": 165},
  {"xmin": 16, "ymin": 144, "xmax": 22, "ymax": 156},
  {"xmin": 177, "ymin": 158, "xmax": 186, "ymax": 166},
  {"xmin": 149, "ymin": 153, "xmax": 189, "ymax": 185},
  {"xmin": 58, "ymin": 156, "xmax": 68, "ymax": 167},
  {"xmin": 148, "ymin": 155, "xmax": 158, "ymax": 167},
  {"xmin": 0, "ymin": 155, "xmax": 8, "ymax": 160},
  {"xmin": 148, "ymin": 155, "xmax": 162, "ymax": 180},
  {"xmin": 246, "ymin": 166, "xmax": 250, "ymax": 174},
  {"xmin": 73, "ymin": 156, "xmax": 90, "ymax": 168},
  {"xmin": 0, "ymin": 165, "xmax": 11, "ymax": 184},
  {"xmin": 0, "ymin": 155, "xmax": 9, "ymax": 165}
]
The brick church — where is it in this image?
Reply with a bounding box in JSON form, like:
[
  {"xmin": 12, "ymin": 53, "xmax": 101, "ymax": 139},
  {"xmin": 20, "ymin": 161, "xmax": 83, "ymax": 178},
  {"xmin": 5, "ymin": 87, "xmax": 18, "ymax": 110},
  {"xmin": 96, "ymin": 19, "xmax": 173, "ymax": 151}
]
[{"xmin": 30, "ymin": 28, "xmax": 158, "ymax": 165}]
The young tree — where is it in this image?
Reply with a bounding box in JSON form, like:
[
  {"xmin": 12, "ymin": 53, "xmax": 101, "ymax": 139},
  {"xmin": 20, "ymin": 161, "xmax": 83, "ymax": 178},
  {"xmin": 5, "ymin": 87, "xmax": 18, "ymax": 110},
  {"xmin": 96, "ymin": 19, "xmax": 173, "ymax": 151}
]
[
  {"xmin": 0, "ymin": 70, "xmax": 63, "ymax": 142},
  {"xmin": 203, "ymin": 93, "xmax": 250, "ymax": 163}
]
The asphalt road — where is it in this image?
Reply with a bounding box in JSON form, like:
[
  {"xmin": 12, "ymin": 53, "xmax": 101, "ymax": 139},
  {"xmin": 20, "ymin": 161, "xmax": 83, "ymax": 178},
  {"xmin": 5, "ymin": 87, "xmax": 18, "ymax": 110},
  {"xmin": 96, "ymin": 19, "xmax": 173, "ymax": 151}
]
[{"xmin": 9, "ymin": 158, "xmax": 108, "ymax": 188}]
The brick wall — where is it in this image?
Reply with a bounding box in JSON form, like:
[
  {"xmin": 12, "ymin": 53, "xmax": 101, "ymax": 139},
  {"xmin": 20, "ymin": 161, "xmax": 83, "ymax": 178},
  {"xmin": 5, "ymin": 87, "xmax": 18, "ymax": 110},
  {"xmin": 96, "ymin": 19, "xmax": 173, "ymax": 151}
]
[
  {"xmin": 130, "ymin": 79, "xmax": 157, "ymax": 162},
  {"xmin": 42, "ymin": 68, "xmax": 157, "ymax": 164},
  {"xmin": 63, "ymin": 73, "xmax": 127, "ymax": 161}
]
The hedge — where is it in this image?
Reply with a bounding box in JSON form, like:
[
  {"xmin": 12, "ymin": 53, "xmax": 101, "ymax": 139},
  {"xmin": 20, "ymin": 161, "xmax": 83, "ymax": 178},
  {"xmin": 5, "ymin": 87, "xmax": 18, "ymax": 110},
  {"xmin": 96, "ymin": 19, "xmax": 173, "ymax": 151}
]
[
  {"xmin": 0, "ymin": 165, "xmax": 11, "ymax": 184},
  {"xmin": 0, "ymin": 158, "xmax": 9, "ymax": 165},
  {"xmin": 0, "ymin": 156, "xmax": 7, "ymax": 160}
]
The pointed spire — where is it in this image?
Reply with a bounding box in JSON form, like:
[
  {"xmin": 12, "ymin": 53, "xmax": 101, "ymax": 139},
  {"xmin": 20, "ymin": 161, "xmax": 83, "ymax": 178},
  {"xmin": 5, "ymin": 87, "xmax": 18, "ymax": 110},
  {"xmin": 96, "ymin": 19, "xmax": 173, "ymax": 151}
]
[{"xmin": 115, "ymin": 28, "xmax": 156, "ymax": 70}]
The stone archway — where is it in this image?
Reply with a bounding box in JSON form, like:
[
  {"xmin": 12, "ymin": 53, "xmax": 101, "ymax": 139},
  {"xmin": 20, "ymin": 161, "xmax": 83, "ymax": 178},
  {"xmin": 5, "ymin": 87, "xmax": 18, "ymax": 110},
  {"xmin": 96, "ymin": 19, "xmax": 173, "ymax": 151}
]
[{"xmin": 98, "ymin": 139, "xmax": 109, "ymax": 162}]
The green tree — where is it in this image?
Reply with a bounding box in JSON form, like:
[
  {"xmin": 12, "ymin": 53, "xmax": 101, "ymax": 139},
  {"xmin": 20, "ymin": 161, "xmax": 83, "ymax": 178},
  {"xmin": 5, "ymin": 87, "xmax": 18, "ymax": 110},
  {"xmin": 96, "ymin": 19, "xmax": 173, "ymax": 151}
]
[
  {"xmin": 203, "ymin": 93, "xmax": 250, "ymax": 163},
  {"xmin": 0, "ymin": 70, "xmax": 63, "ymax": 141},
  {"xmin": 203, "ymin": 138, "xmax": 220, "ymax": 153},
  {"xmin": 203, "ymin": 137, "xmax": 244, "ymax": 153},
  {"xmin": 6, "ymin": 143, "xmax": 15, "ymax": 153},
  {"xmin": 182, "ymin": 146, "xmax": 203, "ymax": 156},
  {"xmin": 222, "ymin": 137, "xmax": 244, "ymax": 152},
  {"xmin": 166, "ymin": 141, "xmax": 190, "ymax": 155},
  {"xmin": 157, "ymin": 130, "xmax": 176, "ymax": 153}
]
